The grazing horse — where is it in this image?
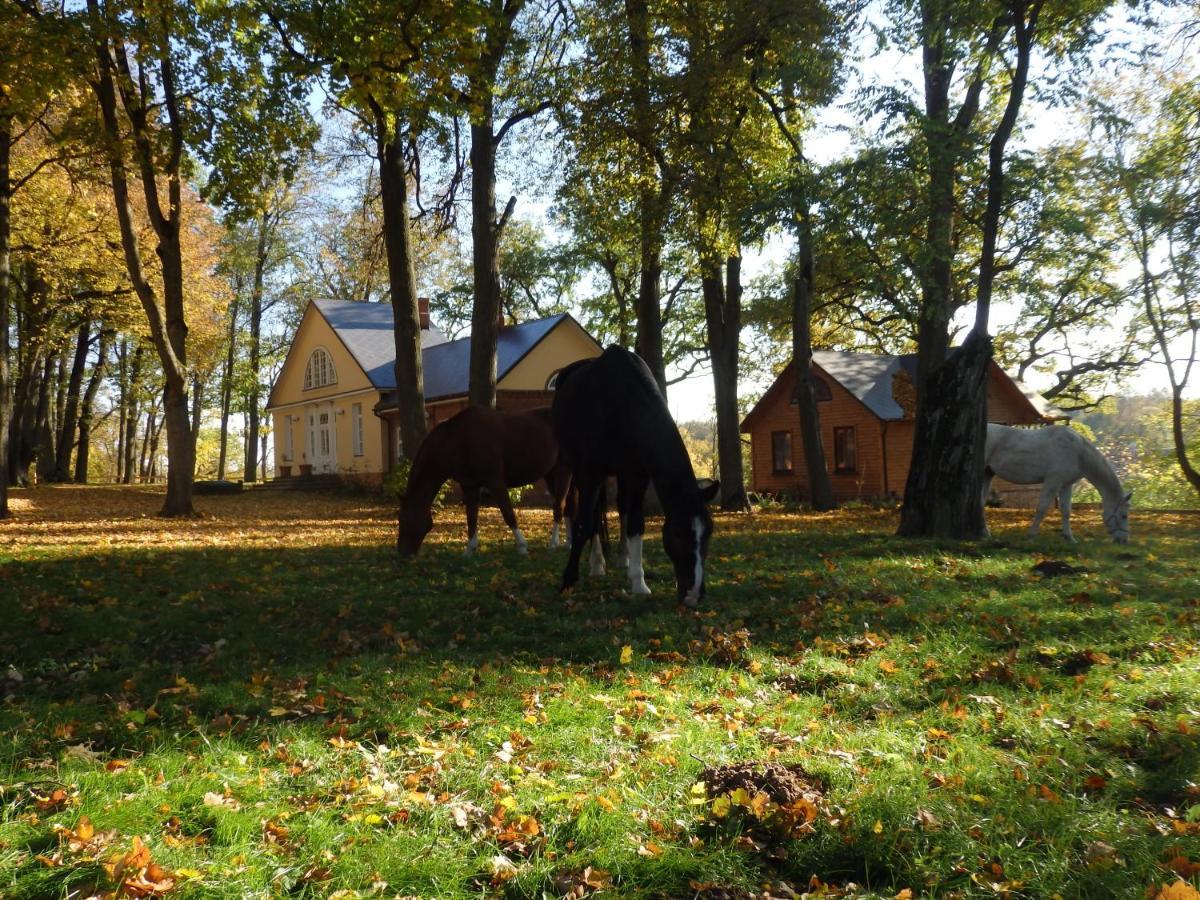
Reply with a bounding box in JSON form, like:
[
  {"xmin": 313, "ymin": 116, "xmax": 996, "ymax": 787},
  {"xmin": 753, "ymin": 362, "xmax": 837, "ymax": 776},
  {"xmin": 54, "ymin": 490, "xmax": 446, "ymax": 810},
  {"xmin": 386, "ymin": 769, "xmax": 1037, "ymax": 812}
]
[
  {"xmin": 397, "ymin": 406, "xmax": 573, "ymax": 556},
  {"xmin": 983, "ymin": 424, "xmax": 1131, "ymax": 543},
  {"xmin": 553, "ymin": 346, "xmax": 719, "ymax": 606}
]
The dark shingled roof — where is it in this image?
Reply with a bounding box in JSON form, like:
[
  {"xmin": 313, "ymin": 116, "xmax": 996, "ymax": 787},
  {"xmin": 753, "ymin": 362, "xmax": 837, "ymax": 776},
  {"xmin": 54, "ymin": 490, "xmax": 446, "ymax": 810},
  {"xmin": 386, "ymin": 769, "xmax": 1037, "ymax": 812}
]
[{"xmin": 314, "ymin": 299, "xmax": 571, "ymax": 401}]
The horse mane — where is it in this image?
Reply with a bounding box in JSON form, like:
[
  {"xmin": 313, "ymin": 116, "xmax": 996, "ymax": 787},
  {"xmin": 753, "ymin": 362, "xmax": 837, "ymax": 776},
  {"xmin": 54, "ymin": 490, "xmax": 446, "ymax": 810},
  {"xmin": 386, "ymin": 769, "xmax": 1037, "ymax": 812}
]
[
  {"xmin": 404, "ymin": 420, "xmax": 451, "ymax": 505},
  {"xmin": 1074, "ymin": 430, "xmax": 1124, "ymax": 502}
]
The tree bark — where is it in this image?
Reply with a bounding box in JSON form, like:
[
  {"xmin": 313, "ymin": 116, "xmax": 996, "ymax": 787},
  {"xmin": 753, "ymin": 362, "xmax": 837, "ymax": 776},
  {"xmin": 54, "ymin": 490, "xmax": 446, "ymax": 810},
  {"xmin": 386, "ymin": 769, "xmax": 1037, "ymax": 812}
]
[
  {"xmin": 468, "ymin": 107, "xmax": 504, "ymax": 409},
  {"xmin": 0, "ymin": 113, "xmax": 10, "ymax": 516},
  {"xmin": 625, "ymin": 0, "xmax": 667, "ymax": 393},
  {"xmin": 75, "ymin": 329, "xmax": 110, "ymax": 483},
  {"xmin": 373, "ymin": 107, "xmax": 426, "ymax": 462},
  {"xmin": 89, "ymin": 0, "xmax": 194, "ymax": 515},
  {"xmin": 122, "ymin": 345, "xmax": 143, "ymax": 484},
  {"xmin": 243, "ymin": 215, "xmax": 267, "ymax": 480},
  {"xmin": 792, "ymin": 192, "xmax": 836, "ymax": 511},
  {"xmin": 54, "ymin": 321, "xmax": 90, "ymax": 481},
  {"xmin": 34, "ymin": 352, "xmax": 55, "ymax": 484},
  {"xmin": 701, "ymin": 254, "xmax": 749, "ymax": 511},
  {"xmin": 217, "ymin": 290, "xmax": 240, "ymax": 480}
]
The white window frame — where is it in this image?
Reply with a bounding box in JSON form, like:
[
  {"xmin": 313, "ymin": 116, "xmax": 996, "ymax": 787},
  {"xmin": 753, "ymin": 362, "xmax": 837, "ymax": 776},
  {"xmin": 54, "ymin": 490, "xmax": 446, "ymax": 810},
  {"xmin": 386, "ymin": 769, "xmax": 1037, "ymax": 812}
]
[
  {"xmin": 283, "ymin": 418, "xmax": 294, "ymax": 461},
  {"xmin": 303, "ymin": 347, "xmax": 338, "ymax": 390},
  {"xmin": 352, "ymin": 403, "xmax": 364, "ymax": 456}
]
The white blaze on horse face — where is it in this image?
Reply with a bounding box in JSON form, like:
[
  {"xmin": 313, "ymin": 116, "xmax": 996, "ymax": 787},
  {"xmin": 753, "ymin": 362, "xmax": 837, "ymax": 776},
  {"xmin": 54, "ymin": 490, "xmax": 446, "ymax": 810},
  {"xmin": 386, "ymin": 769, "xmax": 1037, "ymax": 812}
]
[
  {"xmin": 683, "ymin": 516, "xmax": 704, "ymax": 606},
  {"xmin": 512, "ymin": 527, "xmax": 528, "ymax": 555},
  {"xmin": 589, "ymin": 535, "xmax": 607, "ymax": 576},
  {"xmin": 628, "ymin": 535, "xmax": 650, "ymax": 595}
]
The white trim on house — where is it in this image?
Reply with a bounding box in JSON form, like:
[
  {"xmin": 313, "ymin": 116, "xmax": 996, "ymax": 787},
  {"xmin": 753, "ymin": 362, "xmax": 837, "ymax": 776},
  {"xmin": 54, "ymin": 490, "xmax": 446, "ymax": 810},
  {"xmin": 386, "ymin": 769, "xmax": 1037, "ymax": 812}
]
[{"xmin": 267, "ymin": 386, "xmax": 378, "ymax": 412}]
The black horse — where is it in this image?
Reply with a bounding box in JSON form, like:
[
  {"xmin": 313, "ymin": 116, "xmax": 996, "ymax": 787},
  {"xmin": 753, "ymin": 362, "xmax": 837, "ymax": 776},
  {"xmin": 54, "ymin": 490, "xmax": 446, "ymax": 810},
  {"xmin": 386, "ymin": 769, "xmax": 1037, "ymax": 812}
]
[{"xmin": 552, "ymin": 346, "xmax": 718, "ymax": 606}]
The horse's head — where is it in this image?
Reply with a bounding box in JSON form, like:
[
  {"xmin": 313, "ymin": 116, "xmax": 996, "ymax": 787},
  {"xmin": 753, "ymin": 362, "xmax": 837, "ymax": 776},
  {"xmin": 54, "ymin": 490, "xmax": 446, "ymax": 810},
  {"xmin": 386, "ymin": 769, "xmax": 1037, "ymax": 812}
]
[
  {"xmin": 662, "ymin": 480, "xmax": 720, "ymax": 607},
  {"xmin": 1103, "ymin": 490, "xmax": 1132, "ymax": 544},
  {"xmin": 397, "ymin": 496, "xmax": 433, "ymax": 557}
]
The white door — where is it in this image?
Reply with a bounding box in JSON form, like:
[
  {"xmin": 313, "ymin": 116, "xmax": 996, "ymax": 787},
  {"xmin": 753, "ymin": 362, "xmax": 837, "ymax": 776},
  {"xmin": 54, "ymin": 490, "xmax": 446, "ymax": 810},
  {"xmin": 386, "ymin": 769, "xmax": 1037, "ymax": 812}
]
[{"xmin": 308, "ymin": 402, "xmax": 337, "ymax": 473}]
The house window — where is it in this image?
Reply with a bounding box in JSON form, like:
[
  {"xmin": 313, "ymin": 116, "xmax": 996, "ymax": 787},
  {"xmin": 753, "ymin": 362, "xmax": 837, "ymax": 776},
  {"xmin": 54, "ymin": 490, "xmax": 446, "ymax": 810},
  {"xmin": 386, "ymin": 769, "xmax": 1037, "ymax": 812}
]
[
  {"xmin": 834, "ymin": 426, "xmax": 857, "ymax": 474},
  {"xmin": 352, "ymin": 403, "xmax": 364, "ymax": 456},
  {"xmin": 546, "ymin": 369, "xmax": 561, "ymax": 390},
  {"xmin": 283, "ymin": 418, "xmax": 294, "ymax": 461},
  {"xmin": 771, "ymin": 430, "xmax": 793, "ymax": 475},
  {"xmin": 303, "ymin": 348, "xmax": 337, "ymax": 390}
]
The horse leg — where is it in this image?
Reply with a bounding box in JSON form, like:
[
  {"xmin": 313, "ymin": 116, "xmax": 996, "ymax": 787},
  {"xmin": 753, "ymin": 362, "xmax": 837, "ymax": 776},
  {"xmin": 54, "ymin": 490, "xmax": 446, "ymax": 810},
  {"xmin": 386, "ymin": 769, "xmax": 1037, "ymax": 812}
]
[
  {"xmin": 562, "ymin": 475, "xmax": 601, "ymax": 591},
  {"xmin": 547, "ymin": 467, "xmax": 571, "ymax": 549},
  {"xmin": 1059, "ymin": 481, "xmax": 1077, "ymax": 542},
  {"xmin": 621, "ymin": 471, "xmax": 651, "ymax": 596},
  {"xmin": 488, "ymin": 480, "xmax": 527, "ymax": 555},
  {"xmin": 589, "ymin": 480, "xmax": 607, "ymax": 576},
  {"xmin": 613, "ymin": 476, "xmax": 629, "ymax": 569},
  {"xmin": 1028, "ymin": 482, "xmax": 1058, "ymax": 537},
  {"xmin": 980, "ymin": 469, "xmax": 994, "ymax": 538},
  {"xmin": 463, "ymin": 485, "xmax": 481, "ymax": 555}
]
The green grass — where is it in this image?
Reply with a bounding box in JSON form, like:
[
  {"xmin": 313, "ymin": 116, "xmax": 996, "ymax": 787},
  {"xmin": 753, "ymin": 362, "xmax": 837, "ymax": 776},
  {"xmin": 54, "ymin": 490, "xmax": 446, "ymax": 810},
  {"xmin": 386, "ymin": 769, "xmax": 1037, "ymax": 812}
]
[{"xmin": 1, "ymin": 487, "xmax": 1199, "ymax": 898}]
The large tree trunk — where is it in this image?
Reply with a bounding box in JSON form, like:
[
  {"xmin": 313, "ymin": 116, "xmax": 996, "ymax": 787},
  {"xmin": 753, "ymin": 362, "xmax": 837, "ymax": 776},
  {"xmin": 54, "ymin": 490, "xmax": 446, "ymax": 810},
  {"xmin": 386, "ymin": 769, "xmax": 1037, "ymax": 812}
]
[
  {"xmin": 0, "ymin": 114, "xmax": 10, "ymax": 517},
  {"xmin": 89, "ymin": 0, "xmax": 195, "ymax": 515},
  {"xmin": 468, "ymin": 108, "xmax": 503, "ymax": 408},
  {"xmin": 898, "ymin": 331, "xmax": 990, "ymax": 538},
  {"xmin": 243, "ymin": 217, "xmax": 266, "ymax": 480},
  {"xmin": 701, "ymin": 255, "xmax": 749, "ymax": 511},
  {"xmin": 625, "ymin": 0, "xmax": 667, "ymax": 393},
  {"xmin": 792, "ymin": 198, "xmax": 836, "ymax": 511},
  {"xmin": 373, "ymin": 111, "xmax": 426, "ymax": 462},
  {"xmin": 217, "ymin": 291, "xmax": 240, "ymax": 480},
  {"xmin": 75, "ymin": 329, "xmax": 110, "ymax": 483},
  {"xmin": 54, "ymin": 321, "xmax": 90, "ymax": 481}
]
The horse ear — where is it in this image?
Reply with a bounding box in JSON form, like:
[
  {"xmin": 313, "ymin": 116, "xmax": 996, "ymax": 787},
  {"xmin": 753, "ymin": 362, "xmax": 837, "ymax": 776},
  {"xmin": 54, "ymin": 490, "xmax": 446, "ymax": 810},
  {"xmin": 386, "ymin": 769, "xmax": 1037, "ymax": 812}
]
[{"xmin": 698, "ymin": 479, "xmax": 720, "ymax": 504}]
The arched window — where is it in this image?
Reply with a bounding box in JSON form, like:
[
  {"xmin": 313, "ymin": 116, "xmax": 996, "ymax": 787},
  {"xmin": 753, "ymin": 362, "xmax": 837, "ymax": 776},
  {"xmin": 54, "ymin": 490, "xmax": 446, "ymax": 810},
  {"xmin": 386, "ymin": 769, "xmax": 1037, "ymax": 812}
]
[
  {"xmin": 813, "ymin": 376, "xmax": 832, "ymax": 401},
  {"xmin": 303, "ymin": 348, "xmax": 337, "ymax": 390},
  {"xmin": 546, "ymin": 369, "xmax": 562, "ymax": 390}
]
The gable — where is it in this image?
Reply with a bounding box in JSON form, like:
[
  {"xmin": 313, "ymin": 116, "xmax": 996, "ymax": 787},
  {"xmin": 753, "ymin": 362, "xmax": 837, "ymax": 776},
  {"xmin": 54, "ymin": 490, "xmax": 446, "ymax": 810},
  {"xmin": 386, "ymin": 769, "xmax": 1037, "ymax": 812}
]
[
  {"xmin": 267, "ymin": 304, "xmax": 373, "ymax": 410},
  {"xmin": 499, "ymin": 316, "xmax": 604, "ymax": 390}
]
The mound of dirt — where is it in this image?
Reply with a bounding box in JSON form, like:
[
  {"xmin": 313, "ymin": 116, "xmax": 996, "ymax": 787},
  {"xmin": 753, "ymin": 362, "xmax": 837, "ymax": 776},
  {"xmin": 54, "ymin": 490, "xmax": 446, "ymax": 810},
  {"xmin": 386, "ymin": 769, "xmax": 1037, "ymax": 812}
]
[{"xmin": 700, "ymin": 761, "xmax": 821, "ymax": 805}]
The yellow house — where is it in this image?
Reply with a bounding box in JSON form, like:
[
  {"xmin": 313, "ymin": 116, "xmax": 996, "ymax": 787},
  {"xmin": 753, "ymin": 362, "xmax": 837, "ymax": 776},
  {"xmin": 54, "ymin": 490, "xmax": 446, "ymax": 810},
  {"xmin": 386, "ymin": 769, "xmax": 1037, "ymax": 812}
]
[{"xmin": 265, "ymin": 299, "xmax": 603, "ymax": 483}]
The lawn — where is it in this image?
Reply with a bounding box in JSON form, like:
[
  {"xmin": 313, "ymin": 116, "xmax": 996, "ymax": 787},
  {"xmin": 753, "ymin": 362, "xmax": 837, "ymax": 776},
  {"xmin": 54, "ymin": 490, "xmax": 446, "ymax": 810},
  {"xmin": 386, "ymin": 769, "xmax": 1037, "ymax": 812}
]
[{"xmin": 1, "ymin": 487, "xmax": 1199, "ymax": 899}]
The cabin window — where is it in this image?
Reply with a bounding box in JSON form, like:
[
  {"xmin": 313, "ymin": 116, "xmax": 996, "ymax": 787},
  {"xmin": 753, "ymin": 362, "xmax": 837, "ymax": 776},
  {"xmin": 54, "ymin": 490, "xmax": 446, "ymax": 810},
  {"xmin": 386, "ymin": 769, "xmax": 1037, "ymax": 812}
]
[
  {"xmin": 303, "ymin": 348, "xmax": 337, "ymax": 390},
  {"xmin": 833, "ymin": 426, "xmax": 857, "ymax": 474},
  {"xmin": 771, "ymin": 430, "xmax": 794, "ymax": 475},
  {"xmin": 352, "ymin": 403, "xmax": 364, "ymax": 456}
]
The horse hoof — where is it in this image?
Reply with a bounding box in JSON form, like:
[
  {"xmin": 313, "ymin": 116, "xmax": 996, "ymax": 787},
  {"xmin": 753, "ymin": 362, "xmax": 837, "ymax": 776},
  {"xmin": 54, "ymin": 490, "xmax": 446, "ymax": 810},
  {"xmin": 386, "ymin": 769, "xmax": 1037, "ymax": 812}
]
[{"xmin": 516, "ymin": 545, "xmax": 529, "ymax": 556}]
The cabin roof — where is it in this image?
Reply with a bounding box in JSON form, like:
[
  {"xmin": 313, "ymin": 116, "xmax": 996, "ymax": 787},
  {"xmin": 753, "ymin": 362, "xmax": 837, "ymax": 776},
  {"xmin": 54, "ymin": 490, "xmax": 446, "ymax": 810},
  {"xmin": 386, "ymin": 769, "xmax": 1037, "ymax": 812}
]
[{"xmin": 741, "ymin": 348, "xmax": 1066, "ymax": 430}]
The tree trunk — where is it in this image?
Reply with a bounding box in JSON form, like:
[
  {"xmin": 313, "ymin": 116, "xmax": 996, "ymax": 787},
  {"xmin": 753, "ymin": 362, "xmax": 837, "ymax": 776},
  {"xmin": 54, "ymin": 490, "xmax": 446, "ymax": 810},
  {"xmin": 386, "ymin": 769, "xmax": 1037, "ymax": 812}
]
[
  {"xmin": 75, "ymin": 329, "xmax": 110, "ymax": 483},
  {"xmin": 374, "ymin": 111, "xmax": 427, "ymax": 462},
  {"xmin": 122, "ymin": 345, "xmax": 142, "ymax": 484},
  {"xmin": 0, "ymin": 114, "xmax": 10, "ymax": 516},
  {"xmin": 191, "ymin": 375, "xmax": 203, "ymax": 467},
  {"xmin": 260, "ymin": 430, "xmax": 268, "ymax": 481},
  {"xmin": 89, "ymin": 0, "xmax": 194, "ymax": 515},
  {"xmin": 898, "ymin": 330, "xmax": 991, "ymax": 538},
  {"xmin": 468, "ymin": 107, "xmax": 504, "ymax": 409},
  {"xmin": 217, "ymin": 291, "xmax": 240, "ymax": 480},
  {"xmin": 243, "ymin": 216, "xmax": 266, "ymax": 481},
  {"xmin": 701, "ymin": 255, "xmax": 749, "ymax": 511},
  {"xmin": 34, "ymin": 353, "xmax": 56, "ymax": 484},
  {"xmin": 54, "ymin": 321, "xmax": 90, "ymax": 481},
  {"xmin": 792, "ymin": 197, "xmax": 836, "ymax": 511},
  {"xmin": 625, "ymin": 0, "xmax": 667, "ymax": 393}
]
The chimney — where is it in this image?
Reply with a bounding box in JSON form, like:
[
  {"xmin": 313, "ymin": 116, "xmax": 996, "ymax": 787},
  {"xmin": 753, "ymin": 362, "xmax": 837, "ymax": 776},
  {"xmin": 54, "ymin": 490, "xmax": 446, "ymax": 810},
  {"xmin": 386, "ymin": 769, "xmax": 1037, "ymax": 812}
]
[{"xmin": 418, "ymin": 297, "xmax": 430, "ymax": 330}]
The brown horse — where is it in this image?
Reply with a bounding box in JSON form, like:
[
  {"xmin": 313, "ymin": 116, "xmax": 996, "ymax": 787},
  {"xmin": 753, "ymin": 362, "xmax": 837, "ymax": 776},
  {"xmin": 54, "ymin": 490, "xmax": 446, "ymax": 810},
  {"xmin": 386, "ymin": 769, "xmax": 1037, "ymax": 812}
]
[{"xmin": 397, "ymin": 406, "xmax": 573, "ymax": 556}]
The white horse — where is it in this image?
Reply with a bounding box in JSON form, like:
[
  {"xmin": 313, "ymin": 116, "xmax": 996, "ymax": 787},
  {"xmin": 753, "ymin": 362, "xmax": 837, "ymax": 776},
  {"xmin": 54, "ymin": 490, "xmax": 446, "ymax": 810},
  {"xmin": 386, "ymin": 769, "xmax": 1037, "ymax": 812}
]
[{"xmin": 983, "ymin": 424, "xmax": 1131, "ymax": 543}]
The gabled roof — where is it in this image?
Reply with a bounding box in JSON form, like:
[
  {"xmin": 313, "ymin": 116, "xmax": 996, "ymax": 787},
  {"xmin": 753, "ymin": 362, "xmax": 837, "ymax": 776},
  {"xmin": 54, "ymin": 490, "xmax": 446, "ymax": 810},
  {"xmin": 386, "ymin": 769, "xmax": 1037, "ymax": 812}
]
[
  {"xmin": 313, "ymin": 299, "xmax": 449, "ymax": 390},
  {"xmin": 741, "ymin": 348, "xmax": 1065, "ymax": 431},
  {"xmin": 312, "ymin": 299, "xmax": 588, "ymax": 402}
]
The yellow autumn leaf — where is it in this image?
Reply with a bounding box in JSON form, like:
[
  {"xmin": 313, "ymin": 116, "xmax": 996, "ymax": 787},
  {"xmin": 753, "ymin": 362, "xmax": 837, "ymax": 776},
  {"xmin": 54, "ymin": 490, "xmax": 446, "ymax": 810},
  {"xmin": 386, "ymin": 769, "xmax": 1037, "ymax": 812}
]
[{"xmin": 620, "ymin": 645, "xmax": 633, "ymax": 665}]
